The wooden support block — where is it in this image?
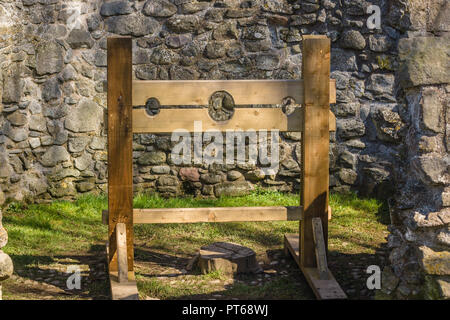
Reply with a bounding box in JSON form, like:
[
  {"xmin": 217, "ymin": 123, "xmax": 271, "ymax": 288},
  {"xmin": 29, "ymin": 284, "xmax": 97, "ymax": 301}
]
[
  {"xmin": 109, "ymin": 272, "xmax": 139, "ymax": 300},
  {"xmin": 106, "ymin": 241, "xmax": 139, "ymax": 300},
  {"xmin": 284, "ymin": 234, "xmax": 346, "ymax": 300},
  {"xmin": 116, "ymin": 223, "xmax": 128, "ymax": 283},
  {"xmin": 312, "ymin": 218, "xmax": 329, "ymax": 280},
  {"xmin": 102, "ymin": 206, "xmax": 302, "ymax": 225},
  {"xmin": 301, "ymin": 267, "xmax": 347, "ymax": 300},
  {"xmin": 300, "ymin": 36, "xmax": 331, "ymax": 268},
  {"xmin": 107, "ymin": 37, "xmax": 134, "ymax": 273},
  {"xmin": 132, "ymin": 79, "xmax": 336, "ymax": 106}
]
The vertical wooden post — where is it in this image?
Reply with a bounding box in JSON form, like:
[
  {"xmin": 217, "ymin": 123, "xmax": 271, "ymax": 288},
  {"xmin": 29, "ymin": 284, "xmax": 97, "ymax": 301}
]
[
  {"xmin": 107, "ymin": 37, "xmax": 134, "ymax": 274},
  {"xmin": 300, "ymin": 36, "xmax": 331, "ymax": 268}
]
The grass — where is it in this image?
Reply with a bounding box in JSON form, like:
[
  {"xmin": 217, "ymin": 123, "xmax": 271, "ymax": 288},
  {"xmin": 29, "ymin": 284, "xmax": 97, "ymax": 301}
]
[{"xmin": 1, "ymin": 189, "xmax": 390, "ymax": 300}]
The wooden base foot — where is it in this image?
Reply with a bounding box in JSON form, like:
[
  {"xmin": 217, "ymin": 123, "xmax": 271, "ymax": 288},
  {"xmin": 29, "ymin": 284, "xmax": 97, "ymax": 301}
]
[
  {"xmin": 284, "ymin": 234, "xmax": 347, "ymax": 300},
  {"xmin": 106, "ymin": 241, "xmax": 139, "ymax": 300}
]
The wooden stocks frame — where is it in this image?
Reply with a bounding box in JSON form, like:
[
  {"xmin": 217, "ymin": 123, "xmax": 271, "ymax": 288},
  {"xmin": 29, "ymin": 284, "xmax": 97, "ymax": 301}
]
[{"xmin": 106, "ymin": 36, "xmax": 346, "ymax": 300}]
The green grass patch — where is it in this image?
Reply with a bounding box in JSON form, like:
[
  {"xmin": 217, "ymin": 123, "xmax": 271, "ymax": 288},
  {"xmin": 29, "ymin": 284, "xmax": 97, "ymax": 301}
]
[{"xmin": 1, "ymin": 189, "xmax": 389, "ymax": 300}]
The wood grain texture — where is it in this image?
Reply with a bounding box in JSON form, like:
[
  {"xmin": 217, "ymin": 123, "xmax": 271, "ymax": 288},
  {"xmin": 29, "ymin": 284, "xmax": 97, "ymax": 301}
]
[
  {"xmin": 284, "ymin": 233, "xmax": 300, "ymax": 266},
  {"xmin": 106, "ymin": 241, "xmax": 139, "ymax": 300},
  {"xmin": 116, "ymin": 223, "xmax": 128, "ymax": 283},
  {"xmin": 284, "ymin": 234, "xmax": 347, "ymax": 300},
  {"xmin": 312, "ymin": 217, "xmax": 329, "ymax": 280},
  {"xmin": 107, "ymin": 37, "xmax": 134, "ymax": 273},
  {"xmin": 300, "ymin": 36, "xmax": 331, "ymax": 268},
  {"xmin": 132, "ymin": 79, "xmax": 336, "ymax": 106},
  {"xmin": 133, "ymin": 108, "xmax": 336, "ymax": 133},
  {"xmin": 102, "ymin": 206, "xmax": 303, "ymax": 224}
]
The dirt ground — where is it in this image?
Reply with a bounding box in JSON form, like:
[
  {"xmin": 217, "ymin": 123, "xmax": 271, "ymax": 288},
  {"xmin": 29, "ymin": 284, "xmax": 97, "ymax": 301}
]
[{"xmin": 3, "ymin": 240, "xmax": 389, "ymax": 300}]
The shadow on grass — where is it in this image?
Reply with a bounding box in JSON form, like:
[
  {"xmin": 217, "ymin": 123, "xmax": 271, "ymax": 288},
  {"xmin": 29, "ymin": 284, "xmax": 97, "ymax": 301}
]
[
  {"xmin": 4, "ymin": 244, "xmax": 110, "ymax": 300},
  {"xmin": 376, "ymin": 200, "xmax": 391, "ymax": 225},
  {"xmin": 134, "ymin": 241, "xmax": 390, "ymax": 300}
]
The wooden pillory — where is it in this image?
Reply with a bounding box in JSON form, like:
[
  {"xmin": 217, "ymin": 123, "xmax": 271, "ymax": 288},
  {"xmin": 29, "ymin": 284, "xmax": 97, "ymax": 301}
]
[{"xmin": 104, "ymin": 36, "xmax": 346, "ymax": 300}]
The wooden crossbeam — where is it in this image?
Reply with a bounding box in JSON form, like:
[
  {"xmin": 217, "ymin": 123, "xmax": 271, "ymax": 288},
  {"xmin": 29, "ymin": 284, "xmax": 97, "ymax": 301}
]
[
  {"xmin": 132, "ymin": 79, "xmax": 336, "ymax": 106},
  {"xmin": 102, "ymin": 206, "xmax": 302, "ymax": 225},
  {"xmin": 132, "ymin": 108, "xmax": 336, "ymax": 133}
]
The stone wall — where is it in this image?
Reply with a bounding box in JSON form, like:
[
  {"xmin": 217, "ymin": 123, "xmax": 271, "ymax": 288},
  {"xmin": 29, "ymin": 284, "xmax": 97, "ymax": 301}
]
[
  {"xmin": 0, "ymin": 187, "xmax": 13, "ymax": 299},
  {"xmin": 0, "ymin": 0, "xmax": 401, "ymax": 202},
  {"xmin": 377, "ymin": 0, "xmax": 450, "ymax": 300}
]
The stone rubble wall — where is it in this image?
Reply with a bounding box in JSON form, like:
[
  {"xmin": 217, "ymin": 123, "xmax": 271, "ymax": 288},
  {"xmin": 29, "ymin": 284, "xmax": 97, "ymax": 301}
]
[
  {"xmin": 0, "ymin": 0, "xmax": 401, "ymax": 202},
  {"xmin": 377, "ymin": 0, "xmax": 450, "ymax": 300},
  {"xmin": 0, "ymin": 189, "xmax": 13, "ymax": 299}
]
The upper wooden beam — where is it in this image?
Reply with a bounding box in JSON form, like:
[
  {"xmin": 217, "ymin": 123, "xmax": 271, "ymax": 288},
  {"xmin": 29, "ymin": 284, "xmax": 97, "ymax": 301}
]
[{"xmin": 132, "ymin": 79, "xmax": 336, "ymax": 106}]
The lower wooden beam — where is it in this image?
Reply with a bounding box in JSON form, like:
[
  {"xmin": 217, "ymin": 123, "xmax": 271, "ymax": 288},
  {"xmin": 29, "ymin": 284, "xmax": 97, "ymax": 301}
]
[
  {"xmin": 102, "ymin": 206, "xmax": 303, "ymax": 225},
  {"xmin": 284, "ymin": 234, "xmax": 347, "ymax": 300}
]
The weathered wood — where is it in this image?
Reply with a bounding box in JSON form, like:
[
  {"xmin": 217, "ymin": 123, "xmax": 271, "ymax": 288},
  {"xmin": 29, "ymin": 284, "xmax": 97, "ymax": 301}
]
[
  {"xmin": 100, "ymin": 206, "xmax": 332, "ymax": 224},
  {"xmin": 197, "ymin": 242, "xmax": 262, "ymax": 275},
  {"xmin": 107, "ymin": 37, "xmax": 134, "ymax": 273},
  {"xmin": 116, "ymin": 223, "xmax": 128, "ymax": 283},
  {"xmin": 102, "ymin": 206, "xmax": 303, "ymax": 225},
  {"xmin": 300, "ymin": 36, "xmax": 331, "ymax": 268},
  {"xmin": 132, "ymin": 108, "xmax": 336, "ymax": 133},
  {"xmin": 301, "ymin": 267, "xmax": 347, "ymax": 300},
  {"xmin": 312, "ymin": 218, "xmax": 329, "ymax": 280},
  {"xmin": 284, "ymin": 234, "xmax": 347, "ymax": 300},
  {"xmin": 109, "ymin": 273, "xmax": 139, "ymax": 300},
  {"xmin": 132, "ymin": 79, "xmax": 336, "ymax": 106},
  {"xmin": 106, "ymin": 241, "xmax": 139, "ymax": 300},
  {"xmin": 284, "ymin": 233, "xmax": 300, "ymax": 265}
]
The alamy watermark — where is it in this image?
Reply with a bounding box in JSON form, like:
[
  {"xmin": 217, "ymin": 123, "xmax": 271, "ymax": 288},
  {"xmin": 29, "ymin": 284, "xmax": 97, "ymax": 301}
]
[
  {"xmin": 367, "ymin": 5, "xmax": 381, "ymax": 30},
  {"xmin": 66, "ymin": 265, "xmax": 81, "ymax": 290},
  {"xmin": 366, "ymin": 265, "xmax": 381, "ymax": 290},
  {"xmin": 171, "ymin": 121, "xmax": 280, "ymax": 176},
  {"xmin": 66, "ymin": 2, "xmax": 84, "ymax": 32}
]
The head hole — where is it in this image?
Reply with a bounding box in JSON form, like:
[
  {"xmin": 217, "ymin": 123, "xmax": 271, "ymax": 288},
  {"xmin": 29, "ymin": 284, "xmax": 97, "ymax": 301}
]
[{"xmin": 208, "ymin": 91, "xmax": 235, "ymax": 122}]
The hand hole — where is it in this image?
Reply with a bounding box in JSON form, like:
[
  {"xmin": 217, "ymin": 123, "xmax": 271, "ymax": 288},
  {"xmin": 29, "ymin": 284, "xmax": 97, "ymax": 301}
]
[{"xmin": 145, "ymin": 97, "xmax": 161, "ymax": 116}]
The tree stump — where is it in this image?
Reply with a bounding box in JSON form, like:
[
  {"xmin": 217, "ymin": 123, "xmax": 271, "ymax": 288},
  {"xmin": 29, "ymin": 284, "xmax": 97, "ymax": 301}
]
[{"xmin": 191, "ymin": 242, "xmax": 262, "ymax": 275}]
